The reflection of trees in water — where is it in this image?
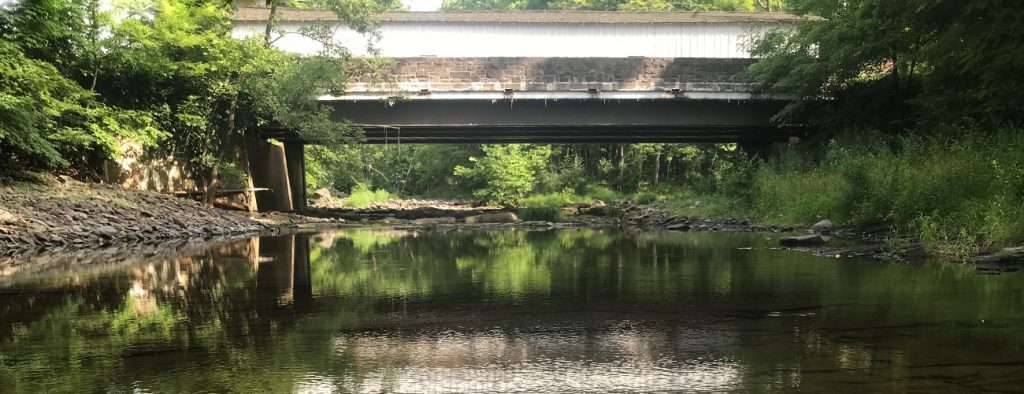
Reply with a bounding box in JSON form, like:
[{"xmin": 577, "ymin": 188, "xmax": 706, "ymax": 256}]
[{"xmin": 3, "ymin": 230, "xmax": 1024, "ymax": 392}]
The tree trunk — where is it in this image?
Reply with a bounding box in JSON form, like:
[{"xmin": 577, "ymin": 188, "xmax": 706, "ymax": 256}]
[
  {"xmin": 616, "ymin": 144, "xmax": 626, "ymax": 187},
  {"xmin": 88, "ymin": 0, "xmax": 100, "ymax": 91},
  {"xmin": 264, "ymin": 0, "xmax": 279, "ymax": 48},
  {"xmin": 205, "ymin": 164, "xmax": 219, "ymax": 206},
  {"xmin": 652, "ymin": 150, "xmax": 661, "ymax": 187}
]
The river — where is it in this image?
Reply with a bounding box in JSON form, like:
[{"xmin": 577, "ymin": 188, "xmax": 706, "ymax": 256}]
[{"xmin": 1, "ymin": 228, "xmax": 1022, "ymax": 392}]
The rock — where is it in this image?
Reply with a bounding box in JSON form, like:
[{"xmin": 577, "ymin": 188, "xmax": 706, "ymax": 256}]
[
  {"xmin": 666, "ymin": 223, "xmax": 690, "ymax": 231},
  {"xmin": 809, "ymin": 219, "xmax": 834, "ymax": 234},
  {"xmin": 581, "ymin": 206, "xmax": 608, "ymax": 216},
  {"xmin": 561, "ymin": 206, "xmax": 579, "ymax": 216},
  {"xmin": 311, "ymin": 187, "xmax": 333, "ymax": 201},
  {"xmin": 465, "ymin": 212, "xmax": 519, "ymax": 223},
  {"xmin": 395, "ymin": 207, "xmax": 452, "ymax": 220},
  {"xmin": 591, "ymin": 199, "xmax": 607, "ymax": 208},
  {"xmin": 779, "ymin": 234, "xmax": 828, "ymax": 247},
  {"xmin": 0, "ymin": 209, "xmax": 16, "ymax": 224},
  {"xmin": 968, "ymin": 246, "xmax": 1024, "ymax": 264},
  {"xmin": 413, "ymin": 217, "xmax": 457, "ymax": 225},
  {"xmin": 96, "ymin": 225, "xmax": 119, "ymax": 238}
]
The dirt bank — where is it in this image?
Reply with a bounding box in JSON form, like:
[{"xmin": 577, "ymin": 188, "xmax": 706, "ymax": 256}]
[{"xmin": 0, "ymin": 176, "xmax": 327, "ymax": 257}]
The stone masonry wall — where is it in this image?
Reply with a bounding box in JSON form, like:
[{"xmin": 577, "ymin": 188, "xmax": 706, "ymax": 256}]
[{"xmin": 346, "ymin": 57, "xmax": 755, "ymax": 93}]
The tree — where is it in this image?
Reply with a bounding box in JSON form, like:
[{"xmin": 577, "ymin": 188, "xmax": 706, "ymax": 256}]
[
  {"xmin": 94, "ymin": 0, "xmax": 384, "ymax": 203},
  {"xmin": 747, "ymin": 0, "xmax": 1024, "ymax": 129},
  {"xmin": 0, "ymin": 1, "xmax": 163, "ymax": 175},
  {"xmin": 453, "ymin": 144, "xmax": 552, "ymax": 205}
]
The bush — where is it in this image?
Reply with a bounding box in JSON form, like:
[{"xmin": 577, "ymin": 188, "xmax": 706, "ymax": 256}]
[
  {"xmin": 343, "ymin": 184, "xmax": 395, "ymax": 208},
  {"xmin": 749, "ymin": 128, "xmax": 1024, "ymax": 257},
  {"xmin": 453, "ymin": 145, "xmax": 552, "ymax": 205}
]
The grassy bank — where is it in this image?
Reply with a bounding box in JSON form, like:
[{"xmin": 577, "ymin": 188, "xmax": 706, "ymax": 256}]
[
  {"xmin": 521, "ymin": 128, "xmax": 1024, "ymax": 258},
  {"xmin": 318, "ymin": 127, "xmax": 1023, "ymax": 259},
  {"xmin": 747, "ymin": 129, "xmax": 1024, "ymax": 257}
]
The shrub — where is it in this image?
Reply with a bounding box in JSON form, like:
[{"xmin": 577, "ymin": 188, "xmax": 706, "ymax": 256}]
[
  {"xmin": 453, "ymin": 145, "xmax": 552, "ymax": 205},
  {"xmin": 343, "ymin": 184, "xmax": 394, "ymax": 208},
  {"xmin": 748, "ymin": 127, "xmax": 1024, "ymax": 256}
]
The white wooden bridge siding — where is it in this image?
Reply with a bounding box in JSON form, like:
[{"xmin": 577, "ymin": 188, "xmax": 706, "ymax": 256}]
[{"xmin": 232, "ymin": 21, "xmax": 765, "ymax": 58}]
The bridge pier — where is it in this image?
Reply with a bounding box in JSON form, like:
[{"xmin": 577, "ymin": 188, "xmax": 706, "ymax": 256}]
[
  {"xmin": 245, "ymin": 134, "xmax": 306, "ymax": 212},
  {"xmin": 284, "ymin": 141, "xmax": 306, "ymax": 211}
]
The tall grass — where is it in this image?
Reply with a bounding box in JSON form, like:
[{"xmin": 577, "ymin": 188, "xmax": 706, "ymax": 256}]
[
  {"xmin": 750, "ymin": 128, "xmax": 1024, "ymax": 257},
  {"xmin": 343, "ymin": 184, "xmax": 395, "ymax": 208},
  {"xmin": 519, "ymin": 192, "xmax": 582, "ymax": 221}
]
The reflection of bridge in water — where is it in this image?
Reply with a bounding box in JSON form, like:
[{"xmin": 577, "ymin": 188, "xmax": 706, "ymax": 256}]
[
  {"xmin": 229, "ymin": 7, "xmax": 812, "ymax": 211},
  {"xmin": 254, "ymin": 234, "xmax": 313, "ymax": 307}
]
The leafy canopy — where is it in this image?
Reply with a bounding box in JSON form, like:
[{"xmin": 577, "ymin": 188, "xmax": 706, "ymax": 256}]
[{"xmin": 747, "ymin": 0, "xmax": 1024, "ymax": 129}]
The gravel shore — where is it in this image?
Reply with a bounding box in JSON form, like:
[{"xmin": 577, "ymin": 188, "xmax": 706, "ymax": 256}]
[{"xmin": 0, "ymin": 177, "xmax": 273, "ymax": 256}]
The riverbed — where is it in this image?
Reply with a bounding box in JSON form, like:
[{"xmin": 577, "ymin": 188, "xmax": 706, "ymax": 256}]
[{"xmin": 1, "ymin": 228, "xmax": 1022, "ymax": 392}]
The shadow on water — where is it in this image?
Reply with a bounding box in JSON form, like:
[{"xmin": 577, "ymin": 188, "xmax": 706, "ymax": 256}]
[{"xmin": 1, "ymin": 228, "xmax": 1023, "ymax": 392}]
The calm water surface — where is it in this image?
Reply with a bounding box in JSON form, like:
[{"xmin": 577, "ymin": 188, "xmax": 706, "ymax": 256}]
[{"xmin": 1, "ymin": 229, "xmax": 1023, "ymax": 393}]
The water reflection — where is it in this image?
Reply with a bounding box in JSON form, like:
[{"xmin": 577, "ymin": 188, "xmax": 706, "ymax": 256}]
[{"xmin": 1, "ymin": 229, "xmax": 1023, "ymax": 392}]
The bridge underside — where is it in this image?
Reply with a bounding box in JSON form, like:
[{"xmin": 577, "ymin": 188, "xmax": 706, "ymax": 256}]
[
  {"xmin": 251, "ymin": 97, "xmax": 808, "ymax": 212},
  {"xmin": 262, "ymin": 98, "xmax": 808, "ymax": 144}
]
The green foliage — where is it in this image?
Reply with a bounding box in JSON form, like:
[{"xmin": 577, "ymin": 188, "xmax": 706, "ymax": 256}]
[
  {"xmin": 1, "ymin": 0, "xmax": 384, "ymax": 189},
  {"xmin": 585, "ymin": 186, "xmax": 622, "ymax": 202},
  {"xmin": 453, "ymin": 145, "xmax": 552, "ymax": 205},
  {"xmin": 633, "ymin": 191, "xmax": 659, "ymax": 204},
  {"xmin": 520, "ymin": 192, "xmax": 590, "ymax": 221},
  {"xmin": 308, "ymin": 142, "xmax": 748, "ymax": 206},
  {"xmin": 748, "ymin": 0, "xmax": 1024, "ymax": 128},
  {"xmin": 750, "ymin": 128, "xmax": 1024, "ymax": 257},
  {"xmin": 519, "ymin": 205, "xmax": 563, "ymax": 222},
  {"xmin": 306, "ymin": 144, "xmax": 478, "ymax": 197},
  {"xmin": 216, "ymin": 162, "xmax": 248, "ymax": 189},
  {"xmin": 342, "ymin": 184, "xmax": 395, "ymax": 208},
  {"xmin": 0, "ymin": 0, "xmax": 88, "ymax": 73},
  {"xmin": 0, "ymin": 41, "xmax": 163, "ymax": 173}
]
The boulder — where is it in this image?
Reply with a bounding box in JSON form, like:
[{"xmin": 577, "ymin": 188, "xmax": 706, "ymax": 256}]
[
  {"xmin": 809, "ymin": 219, "xmax": 834, "ymax": 234},
  {"xmin": 412, "ymin": 217, "xmax": 457, "ymax": 225},
  {"xmin": 591, "ymin": 199, "xmax": 607, "ymax": 208},
  {"xmin": 779, "ymin": 234, "xmax": 827, "ymax": 247},
  {"xmin": 561, "ymin": 206, "xmax": 579, "ymax": 216},
  {"xmin": 311, "ymin": 187, "xmax": 333, "ymax": 201},
  {"xmin": 465, "ymin": 212, "xmax": 519, "ymax": 223}
]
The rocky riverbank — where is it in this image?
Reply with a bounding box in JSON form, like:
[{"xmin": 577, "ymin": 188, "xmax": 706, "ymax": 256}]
[
  {"xmin": 0, "ymin": 176, "xmax": 326, "ymax": 257},
  {"xmin": 3, "ymin": 178, "xmax": 1018, "ymax": 271}
]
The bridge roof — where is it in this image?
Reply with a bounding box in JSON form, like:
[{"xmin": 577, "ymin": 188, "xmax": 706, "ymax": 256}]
[{"xmin": 232, "ymin": 7, "xmax": 804, "ymax": 24}]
